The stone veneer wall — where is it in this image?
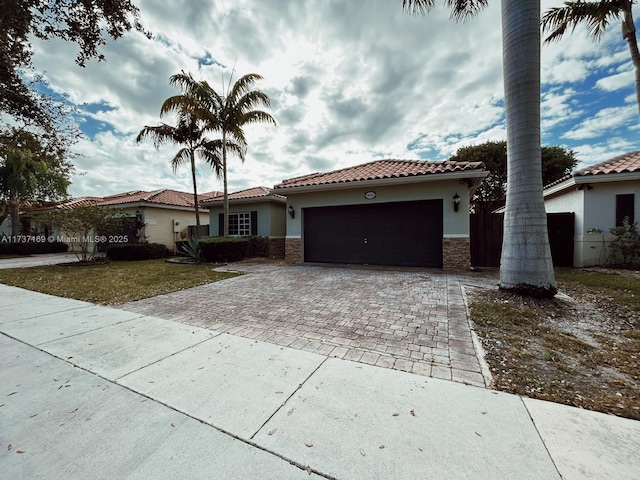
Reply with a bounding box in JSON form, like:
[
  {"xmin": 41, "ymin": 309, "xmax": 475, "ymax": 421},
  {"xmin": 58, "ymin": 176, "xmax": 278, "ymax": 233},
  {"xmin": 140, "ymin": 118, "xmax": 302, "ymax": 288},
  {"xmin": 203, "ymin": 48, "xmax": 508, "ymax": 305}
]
[
  {"xmin": 268, "ymin": 237, "xmax": 285, "ymax": 259},
  {"xmin": 285, "ymin": 237, "xmax": 302, "ymax": 264},
  {"xmin": 443, "ymin": 237, "xmax": 471, "ymax": 270}
]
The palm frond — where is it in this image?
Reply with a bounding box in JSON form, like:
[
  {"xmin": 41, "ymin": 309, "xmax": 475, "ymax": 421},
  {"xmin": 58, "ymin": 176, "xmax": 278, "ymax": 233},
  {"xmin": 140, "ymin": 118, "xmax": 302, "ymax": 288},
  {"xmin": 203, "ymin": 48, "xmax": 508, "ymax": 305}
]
[
  {"xmin": 228, "ymin": 73, "xmax": 264, "ymax": 105},
  {"xmin": 136, "ymin": 124, "xmax": 182, "ymax": 148},
  {"xmin": 236, "ymin": 90, "xmax": 273, "ymax": 113},
  {"xmin": 170, "ymin": 147, "xmax": 191, "ymax": 173},
  {"xmin": 542, "ymin": 1, "xmax": 626, "ymax": 42},
  {"xmin": 239, "ymin": 110, "xmax": 277, "ymax": 127},
  {"xmin": 402, "ymin": 0, "xmax": 486, "ymax": 20},
  {"xmin": 445, "ymin": 0, "xmax": 488, "ymax": 21},
  {"xmin": 401, "ymin": 0, "xmax": 435, "ymax": 15}
]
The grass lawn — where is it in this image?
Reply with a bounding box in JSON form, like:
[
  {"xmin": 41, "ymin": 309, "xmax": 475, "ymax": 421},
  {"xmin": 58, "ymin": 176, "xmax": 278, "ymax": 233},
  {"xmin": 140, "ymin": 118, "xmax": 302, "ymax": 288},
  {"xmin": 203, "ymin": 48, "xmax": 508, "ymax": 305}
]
[
  {"xmin": 469, "ymin": 268, "xmax": 640, "ymax": 420},
  {"xmin": 0, "ymin": 259, "xmax": 240, "ymax": 305}
]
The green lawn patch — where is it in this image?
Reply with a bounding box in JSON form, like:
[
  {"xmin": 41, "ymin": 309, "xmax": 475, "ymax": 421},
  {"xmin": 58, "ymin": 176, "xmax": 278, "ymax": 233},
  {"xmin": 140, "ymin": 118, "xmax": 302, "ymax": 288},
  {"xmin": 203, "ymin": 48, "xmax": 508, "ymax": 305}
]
[{"xmin": 0, "ymin": 259, "xmax": 240, "ymax": 305}]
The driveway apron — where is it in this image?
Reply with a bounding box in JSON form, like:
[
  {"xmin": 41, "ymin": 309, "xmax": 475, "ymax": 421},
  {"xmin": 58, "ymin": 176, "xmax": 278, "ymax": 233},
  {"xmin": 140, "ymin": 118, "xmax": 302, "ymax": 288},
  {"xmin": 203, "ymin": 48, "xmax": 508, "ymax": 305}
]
[{"xmin": 119, "ymin": 263, "xmax": 488, "ymax": 387}]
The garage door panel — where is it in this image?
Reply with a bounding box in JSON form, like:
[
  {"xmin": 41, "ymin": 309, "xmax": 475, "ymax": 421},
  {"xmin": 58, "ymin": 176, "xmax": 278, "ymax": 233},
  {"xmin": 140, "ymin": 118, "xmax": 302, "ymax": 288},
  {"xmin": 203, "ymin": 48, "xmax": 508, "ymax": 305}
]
[{"xmin": 303, "ymin": 200, "xmax": 443, "ymax": 267}]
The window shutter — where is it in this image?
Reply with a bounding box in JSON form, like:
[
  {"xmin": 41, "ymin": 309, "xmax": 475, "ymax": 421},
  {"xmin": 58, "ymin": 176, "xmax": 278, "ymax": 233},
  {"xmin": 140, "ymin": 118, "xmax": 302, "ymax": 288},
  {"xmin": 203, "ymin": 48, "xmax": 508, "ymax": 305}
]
[
  {"xmin": 250, "ymin": 211, "xmax": 258, "ymax": 236},
  {"xmin": 218, "ymin": 213, "xmax": 224, "ymax": 236}
]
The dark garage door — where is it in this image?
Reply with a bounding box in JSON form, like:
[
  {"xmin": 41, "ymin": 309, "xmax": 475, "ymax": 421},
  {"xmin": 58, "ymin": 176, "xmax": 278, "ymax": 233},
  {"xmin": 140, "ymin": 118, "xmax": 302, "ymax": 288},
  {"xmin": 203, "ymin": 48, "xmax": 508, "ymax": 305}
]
[{"xmin": 304, "ymin": 199, "xmax": 443, "ymax": 267}]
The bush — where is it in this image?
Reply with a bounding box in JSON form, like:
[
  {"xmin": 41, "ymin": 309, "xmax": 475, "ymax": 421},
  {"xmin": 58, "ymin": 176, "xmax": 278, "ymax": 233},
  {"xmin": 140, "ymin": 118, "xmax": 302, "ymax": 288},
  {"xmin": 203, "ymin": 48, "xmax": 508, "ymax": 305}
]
[
  {"xmin": 0, "ymin": 240, "xmax": 68, "ymax": 255},
  {"xmin": 106, "ymin": 243, "xmax": 171, "ymax": 261},
  {"xmin": 608, "ymin": 218, "xmax": 640, "ymax": 268},
  {"xmin": 179, "ymin": 236, "xmax": 270, "ymax": 263}
]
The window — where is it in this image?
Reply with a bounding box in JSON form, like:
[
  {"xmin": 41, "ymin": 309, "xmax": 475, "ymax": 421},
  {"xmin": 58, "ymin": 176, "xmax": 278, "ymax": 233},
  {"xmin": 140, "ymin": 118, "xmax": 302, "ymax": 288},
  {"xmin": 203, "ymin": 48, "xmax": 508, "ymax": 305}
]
[
  {"xmin": 616, "ymin": 194, "xmax": 635, "ymax": 226},
  {"xmin": 229, "ymin": 212, "xmax": 251, "ymax": 236},
  {"xmin": 218, "ymin": 211, "xmax": 257, "ymax": 236}
]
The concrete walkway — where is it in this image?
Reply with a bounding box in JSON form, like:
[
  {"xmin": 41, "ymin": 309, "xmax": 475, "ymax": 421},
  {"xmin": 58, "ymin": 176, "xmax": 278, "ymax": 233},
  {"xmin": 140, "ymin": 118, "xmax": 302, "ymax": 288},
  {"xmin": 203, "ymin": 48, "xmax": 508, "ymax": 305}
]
[
  {"xmin": 1, "ymin": 284, "xmax": 639, "ymax": 479},
  {"xmin": 0, "ymin": 252, "xmax": 79, "ymax": 269}
]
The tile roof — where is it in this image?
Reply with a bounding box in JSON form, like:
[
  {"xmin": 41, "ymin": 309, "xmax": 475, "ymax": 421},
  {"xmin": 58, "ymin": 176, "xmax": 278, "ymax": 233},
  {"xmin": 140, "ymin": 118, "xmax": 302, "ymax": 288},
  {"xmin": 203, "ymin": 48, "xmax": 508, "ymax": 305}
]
[
  {"xmin": 544, "ymin": 151, "xmax": 640, "ymax": 189},
  {"xmin": 38, "ymin": 190, "xmax": 220, "ymax": 211},
  {"xmin": 574, "ymin": 150, "xmax": 640, "ymax": 177},
  {"xmin": 273, "ymin": 159, "xmax": 485, "ymax": 189},
  {"xmin": 201, "ymin": 186, "xmax": 286, "ymax": 203}
]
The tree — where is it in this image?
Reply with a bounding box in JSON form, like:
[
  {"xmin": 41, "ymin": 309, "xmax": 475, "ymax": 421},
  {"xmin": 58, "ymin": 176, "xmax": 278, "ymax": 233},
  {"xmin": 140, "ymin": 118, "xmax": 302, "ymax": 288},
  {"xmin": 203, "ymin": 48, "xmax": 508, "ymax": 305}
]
[
  {"xmin": 542, "ymin": 1, "xmax": 640, "ymax": 116},
  {"xmin": 402, "ymin": 0, "xmax": 557, "ymax": 296},
  {"xmin": 45, "ymin": 205, "xmax": 127, "ymax": 262},
  {"xmin": 168, "ymin": 72, "xmax": 276, "ymax": 237},
  {"xmin": 137, "ymin": 74, "xmax": 224, "ymax": 230},
  {"xmin": 1, "ymin": 0, "xmax": 149, "ymax": 133},
  {"xmin": 450, "ymin": 141, "xmax": 578, "ymax": 214},
  {"xmin": 0, "ymin": 128, "xmax": 72, "ymax": 235}
]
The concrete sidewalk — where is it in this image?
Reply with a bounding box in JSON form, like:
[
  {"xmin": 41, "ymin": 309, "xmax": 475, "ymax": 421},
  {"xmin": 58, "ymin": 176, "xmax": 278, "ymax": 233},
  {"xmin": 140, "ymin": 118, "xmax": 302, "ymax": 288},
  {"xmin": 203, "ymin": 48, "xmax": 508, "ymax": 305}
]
[{"xmin": 1, "ymin": 284, "xmax": 639, "ymax": 479}]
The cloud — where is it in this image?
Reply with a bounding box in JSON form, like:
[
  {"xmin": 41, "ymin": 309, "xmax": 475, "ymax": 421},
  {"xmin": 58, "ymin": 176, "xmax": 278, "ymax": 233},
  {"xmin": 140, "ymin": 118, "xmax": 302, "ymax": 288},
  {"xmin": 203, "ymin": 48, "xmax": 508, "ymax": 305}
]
[{"xmin": 20, "ymin": 0, "xmax": 640, "ymax": 198}]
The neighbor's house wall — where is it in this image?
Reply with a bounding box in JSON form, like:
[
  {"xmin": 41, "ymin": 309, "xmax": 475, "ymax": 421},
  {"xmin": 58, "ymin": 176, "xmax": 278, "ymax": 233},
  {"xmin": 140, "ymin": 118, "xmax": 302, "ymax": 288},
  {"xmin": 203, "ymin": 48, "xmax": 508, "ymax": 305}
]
[
  {"xmin": 136, "ymin": 206, "xmax": 209, "ymax": 252},
  {"xmin": 282, "ymin": 180, "xmax": 472, "ymax": 268},
  {"xmin": 545, "ymin": 179, "xmax": 640, "ymax": 267}
]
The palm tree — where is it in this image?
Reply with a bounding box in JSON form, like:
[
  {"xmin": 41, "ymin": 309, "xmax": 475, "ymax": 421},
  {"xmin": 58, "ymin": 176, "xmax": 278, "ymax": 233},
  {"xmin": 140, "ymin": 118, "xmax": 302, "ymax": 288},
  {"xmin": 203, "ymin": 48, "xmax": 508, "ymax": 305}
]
[
  {"xmin": 136, "ymin": 78, "xmax": 223, "ymax": 230},
  {"xmin": 542, "ymin": 1, "xmax": 640, "ymax": 116},
  {"xmin": 167, "ymin": 72, "xmax": 276, "ymax": 237},
  {"xmin": 402, "ymin": 0, "xmax": 557, "ymax": 296}
]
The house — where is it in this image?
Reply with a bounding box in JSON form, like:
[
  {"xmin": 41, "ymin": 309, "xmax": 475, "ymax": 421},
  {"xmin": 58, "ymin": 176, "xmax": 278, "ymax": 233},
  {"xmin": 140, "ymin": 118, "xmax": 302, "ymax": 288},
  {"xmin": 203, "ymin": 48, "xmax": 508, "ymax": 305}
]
[
  {"xmin": 543, "ymin": 151, "xmax": 640, "ymax": 267},
  {"xmin": 31, "ymin": 189, "xmax": 219, "ymax": 252},
  {"xmin": 272, "ymin": 159, "xmax": 488, "ymax": 269},
  {"xmin": 201, "ymin": 186, "xmax": 287, "ymax": 258}
]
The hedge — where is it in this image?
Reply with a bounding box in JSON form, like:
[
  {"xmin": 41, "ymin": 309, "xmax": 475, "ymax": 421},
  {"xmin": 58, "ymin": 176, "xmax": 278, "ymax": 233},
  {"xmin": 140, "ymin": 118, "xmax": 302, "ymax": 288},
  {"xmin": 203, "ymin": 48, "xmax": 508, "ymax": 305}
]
[
  {"xmin": 106, "ymin": 243, "xmax": 171, "ymax": 261},
  {"xmin": 176, "ymin": 236, "xmax": 269, "ymax": 263},
  {"xmin": 0, "ymin": 240, "xmax": 68, "ymax": 255}
]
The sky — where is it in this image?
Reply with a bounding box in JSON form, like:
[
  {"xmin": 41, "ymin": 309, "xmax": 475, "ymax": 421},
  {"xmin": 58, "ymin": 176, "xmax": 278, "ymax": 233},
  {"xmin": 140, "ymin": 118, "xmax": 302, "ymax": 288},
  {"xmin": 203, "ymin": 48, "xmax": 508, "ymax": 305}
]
[{"xmin": 29, "ymin": 0, "xmax": 640, "ymax": 198}]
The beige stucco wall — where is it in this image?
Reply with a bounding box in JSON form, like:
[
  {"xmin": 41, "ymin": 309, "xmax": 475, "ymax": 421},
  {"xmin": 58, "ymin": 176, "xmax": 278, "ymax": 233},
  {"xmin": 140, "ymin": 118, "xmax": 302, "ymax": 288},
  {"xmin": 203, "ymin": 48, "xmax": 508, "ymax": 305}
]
[
  {"xmin": 136, "ymin": 206, "xmax": 209, "ymax": 251},
  {"xmin": 545, "ymin": 179, "xmax": 640, "ymax": 267},
  {"xmin": 207, "ymin": 201, "xmax": 286, "ymax": 237}
]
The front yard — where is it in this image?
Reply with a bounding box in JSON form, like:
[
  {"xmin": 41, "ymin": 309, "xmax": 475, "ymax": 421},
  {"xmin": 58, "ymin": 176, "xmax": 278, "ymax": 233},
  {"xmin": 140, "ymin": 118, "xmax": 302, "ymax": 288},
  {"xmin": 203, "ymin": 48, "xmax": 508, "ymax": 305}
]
[
  {"xmin": 0, "ymin": 259, "xmax": 240, "ymax": 304},
  {"xmin": 469, "ymin": 268, "xmax": 640, "ymax": 420}
]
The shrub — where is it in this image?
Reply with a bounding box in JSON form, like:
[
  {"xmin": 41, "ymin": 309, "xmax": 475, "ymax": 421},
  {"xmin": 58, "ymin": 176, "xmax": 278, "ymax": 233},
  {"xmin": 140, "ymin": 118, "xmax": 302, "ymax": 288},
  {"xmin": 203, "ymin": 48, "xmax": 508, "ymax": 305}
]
[
  {"xmin": 199, "ymin": 237, "xmax": 249, "ymax": 263},
  {"xmin": 106, "ymin": 243, "xmax": 171, "ymax": 261},
  {"xmin": 175, "ymin": 236, "xmax": 271, "ymax": 263},
  {"xmin": 608, "ymin": 218, "xmax": 640, "ymax": 268},
  {"xmin": 0, "ymin": 240, "xmax": 68, "ymax": 255}
]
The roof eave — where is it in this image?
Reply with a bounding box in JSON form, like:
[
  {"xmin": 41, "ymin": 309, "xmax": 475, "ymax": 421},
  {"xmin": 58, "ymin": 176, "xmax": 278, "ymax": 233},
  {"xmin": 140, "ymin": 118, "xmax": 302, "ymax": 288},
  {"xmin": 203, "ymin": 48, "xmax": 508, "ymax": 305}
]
[
  {"xmin": 201, "ymin": 194, "xmax": 287, "ymax": 207},
  {"xmin": 273, "ymin": 169, "xmax": 489, "ymax": 194},
  {"xmin": 544, "ymin": 171, "xmax": 640, "ymax": 197}
]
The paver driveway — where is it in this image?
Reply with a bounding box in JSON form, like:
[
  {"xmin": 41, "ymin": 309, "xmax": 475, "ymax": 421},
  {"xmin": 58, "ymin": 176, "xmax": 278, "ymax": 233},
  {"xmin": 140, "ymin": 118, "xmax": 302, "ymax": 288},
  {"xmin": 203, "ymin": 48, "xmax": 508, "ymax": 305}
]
[{"xmin": 119, "ymin": 262, "xmax": 493, "ymax": 387}]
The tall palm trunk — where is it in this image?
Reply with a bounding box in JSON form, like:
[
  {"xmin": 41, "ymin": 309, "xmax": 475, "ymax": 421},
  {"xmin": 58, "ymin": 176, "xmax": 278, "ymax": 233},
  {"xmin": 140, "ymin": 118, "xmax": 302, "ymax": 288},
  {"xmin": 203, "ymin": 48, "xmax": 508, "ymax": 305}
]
[
  {"xmin": 622, "ymin": 3, "xmax": 640, "ymax": 116},
  {"xmin": 222, "ymin": 130, "xmax": 229, "ymax": 237},
  {"xmin": 189, "ymin": 147, "xmax": 201, "ymax": 230},
  {"xmin": 499, "ymin": 0, "xmax": 557, "ymax": 296}
]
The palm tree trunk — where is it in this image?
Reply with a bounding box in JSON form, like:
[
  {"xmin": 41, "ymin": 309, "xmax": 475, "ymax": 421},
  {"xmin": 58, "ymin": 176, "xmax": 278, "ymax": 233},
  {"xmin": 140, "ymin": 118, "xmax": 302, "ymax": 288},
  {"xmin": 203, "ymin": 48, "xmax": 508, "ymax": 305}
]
[
  {"xmin": 622, "ymin": 4, "xmax": 640, "ymax": 116},
  {"xmin": 222, "ymin": 130, "xmax": 229, "ymax": 238},
  {"xmin": 499, "ymin": 0, "xmax": 557, "ymax": 297},
  {"xmin": 189, "ymin": 148, "xmax": 201, "ymax": 230}
]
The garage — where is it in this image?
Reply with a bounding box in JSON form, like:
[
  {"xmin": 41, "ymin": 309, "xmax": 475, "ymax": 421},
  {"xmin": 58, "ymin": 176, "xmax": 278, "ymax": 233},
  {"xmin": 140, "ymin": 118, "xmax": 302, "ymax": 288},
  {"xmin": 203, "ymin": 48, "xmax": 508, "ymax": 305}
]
[{"xmin": 303, "ymin": 199, "xmax": 443, "ymax": 267}]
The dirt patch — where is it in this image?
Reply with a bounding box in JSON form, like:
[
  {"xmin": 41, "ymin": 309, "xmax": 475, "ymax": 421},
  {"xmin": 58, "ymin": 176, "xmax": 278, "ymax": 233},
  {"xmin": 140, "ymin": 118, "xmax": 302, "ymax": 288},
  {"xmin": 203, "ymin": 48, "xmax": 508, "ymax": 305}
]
[{"xmin": 468, "ymin": 272, "xmax": 640, "ymax": 420}]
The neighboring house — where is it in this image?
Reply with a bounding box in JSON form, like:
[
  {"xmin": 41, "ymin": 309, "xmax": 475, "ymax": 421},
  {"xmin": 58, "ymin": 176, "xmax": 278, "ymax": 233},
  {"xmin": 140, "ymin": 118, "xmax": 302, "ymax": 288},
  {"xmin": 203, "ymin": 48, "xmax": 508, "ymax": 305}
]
[
  {"xmin": 544, "ymin": 151, "xmax": 640, "ymax": 267},
  {"xmin": 31, "ymin": 189, "xmax": 219, "ymax": 253},
  {"xmin": 272, "ymin": 159, "xmax": 488, "ymax": 269},
  {"xmin": 201, "ymin": 186, "xmax": 287, "ymax": 258}
]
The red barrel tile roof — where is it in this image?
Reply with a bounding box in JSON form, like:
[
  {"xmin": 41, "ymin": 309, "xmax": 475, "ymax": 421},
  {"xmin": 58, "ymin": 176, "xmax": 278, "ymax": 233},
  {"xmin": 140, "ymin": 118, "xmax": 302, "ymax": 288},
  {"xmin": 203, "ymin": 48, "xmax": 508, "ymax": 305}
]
[
  {"xmin": 544, "ymin": 151, "xmax": 640, "ymax": 189},
  {"xmin": 273, "ymin": 159, "xmax": 485, "ymax": 189},
  {"xmin": 201, "ymin": 186, "xmax": 285, "ymax": 203}
]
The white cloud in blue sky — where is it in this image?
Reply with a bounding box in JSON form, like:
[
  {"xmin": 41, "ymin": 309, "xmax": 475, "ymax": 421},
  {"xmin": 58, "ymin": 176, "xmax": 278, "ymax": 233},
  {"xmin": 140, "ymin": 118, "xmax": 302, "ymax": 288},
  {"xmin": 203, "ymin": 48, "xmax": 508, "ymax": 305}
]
[{"xmin": 29, "ymin": 0, "xmax": 640, "ymax": 197}]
